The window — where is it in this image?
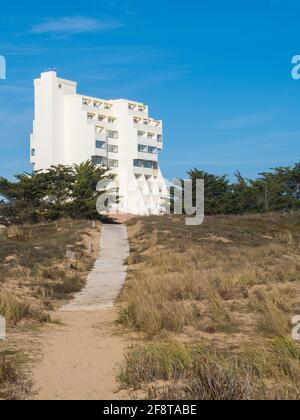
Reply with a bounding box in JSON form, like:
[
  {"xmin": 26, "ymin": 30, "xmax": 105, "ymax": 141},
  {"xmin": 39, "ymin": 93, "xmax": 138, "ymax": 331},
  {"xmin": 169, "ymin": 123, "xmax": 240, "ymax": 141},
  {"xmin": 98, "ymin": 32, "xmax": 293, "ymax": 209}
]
[
  {"xmin": 148, "ymin": 132, "xmax": 155, "ymax": 139},
  {"xmin": 148, "ymin": 146, "xmax": 157, "ymax": 154},
  {"xmin": 108, "ymin": 159, "xmax": 118, "ymax": 168},
  {"xmin": 133, "ymin": 159, "xmax": 157, "ymax": 169},
  {"xmin": 138, "ymin": 145, "xmax": 157, "ymax": 154},
  {"xmin": 96, "ymin": 141, "xmax": 106, "ymax": 149},
  {"xmin": 58, "ymin": 84, "xmax": 62, "ymax": 89},
  {"xmin": 129, "ymin": 103, "xmax": 136, "ymax": 110},
  {"xmin": 104, "ymin": 103, "xmax": 112, "ymax": 110},
  {"xmin": 92, "ymin": 156, "xmax": 107, "ymax": 166},
  {"xmin": 98, "ymin": 115, "xmax": 106, "ymax": 121},
  {"xmin": 31, "ymin": 148, "xmax": 35, "ymax": 157},
  {"xmin": 107, "ymin": 130, "xmax": 118, "ymax": 139},
  {"xmin": 137, "ymin": 130, "xmax": 145, "ymax": 137},
  {"xmin": 82, "ymin": 99, "xmax": 90, "ymax": 105},
  {"xmin": 138, "ymin": 144, "xmax": 148, "ymax": 153},
  {"xmin": 108, "ymin": 145, "xmax": 118, "ymax": 153},
  {"xmin": 108, "ymin": 117, "xmax": 116, "ymax": 124},
  {"xmin": 87, "ymin": 113, "xmax": 95, "ymax": 120},
  {"xmin": 157, "ymin": 134, "xmax": 163, "ymax": 142}
]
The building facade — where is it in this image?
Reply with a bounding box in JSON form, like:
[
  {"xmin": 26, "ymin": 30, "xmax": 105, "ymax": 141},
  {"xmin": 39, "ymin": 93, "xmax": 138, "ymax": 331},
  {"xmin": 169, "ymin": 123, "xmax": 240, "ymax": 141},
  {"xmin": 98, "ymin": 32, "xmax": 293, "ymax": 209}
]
[{"xmin": 30, "ymin": 71, "xmax": 167, "ymax": 215}]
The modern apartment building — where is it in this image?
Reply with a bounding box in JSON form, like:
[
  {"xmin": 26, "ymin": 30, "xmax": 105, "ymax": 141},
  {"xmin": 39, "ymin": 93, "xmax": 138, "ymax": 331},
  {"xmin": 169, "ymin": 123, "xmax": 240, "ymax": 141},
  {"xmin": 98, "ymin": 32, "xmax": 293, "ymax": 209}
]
[{"xmin": 30, "ymin": 71, "xmax": 167, "ymax": 215}]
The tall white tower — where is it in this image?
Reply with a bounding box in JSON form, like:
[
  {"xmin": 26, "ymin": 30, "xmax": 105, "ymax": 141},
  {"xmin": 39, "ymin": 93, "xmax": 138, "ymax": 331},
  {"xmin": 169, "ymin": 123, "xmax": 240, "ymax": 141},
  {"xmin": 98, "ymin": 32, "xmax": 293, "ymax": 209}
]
[{"xmin": 30, "ymin": 71, "xmax": 167, "ymax": 215}]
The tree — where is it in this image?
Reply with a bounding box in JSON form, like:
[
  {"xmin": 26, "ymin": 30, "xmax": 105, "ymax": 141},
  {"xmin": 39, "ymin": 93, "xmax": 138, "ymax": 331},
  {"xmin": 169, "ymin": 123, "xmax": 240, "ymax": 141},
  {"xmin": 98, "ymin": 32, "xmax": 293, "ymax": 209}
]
[
  {"xmin": 187, "ymin": 168, "xmax": 231, "ymax": 215},
  {"xmin": 39, "ymin": 165, "xmax": 75, "ymax": 219},
  {"xmin": 71, "ymin": 161, "xmax": 114, "ymax": 219},
  {"xmin": 0, "ymin": 160, "xmax": 114, "ymax": 224}
]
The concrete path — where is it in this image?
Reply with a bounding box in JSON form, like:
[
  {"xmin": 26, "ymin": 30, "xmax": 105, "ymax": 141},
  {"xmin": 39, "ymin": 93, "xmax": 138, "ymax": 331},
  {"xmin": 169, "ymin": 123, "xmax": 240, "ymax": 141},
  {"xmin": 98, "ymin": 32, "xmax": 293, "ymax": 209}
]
[{"xmin": 61, "ymin": 224, "xmax": 129, "ymax": 311}]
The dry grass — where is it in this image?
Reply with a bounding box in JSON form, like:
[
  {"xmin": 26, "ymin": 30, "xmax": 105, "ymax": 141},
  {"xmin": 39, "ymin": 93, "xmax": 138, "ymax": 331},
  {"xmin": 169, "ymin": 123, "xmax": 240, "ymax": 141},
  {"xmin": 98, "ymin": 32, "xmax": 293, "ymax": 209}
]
[
  {"xmin": 0, "ymin": 356, "xmax": 33, "ymax": 400},
  {"xmin": 118, "ymin": 213, "xmax": 300, "ymax": 399},
  {"xmin": 0, "ymin": 218, "xmax": 100, "ymax": 399},
  {"xmin": 119, "ymin": 342, "xmax": 261, "ymax": 400},
  {"xmin": 0, "ymin": 291, "xmax": 49, "ymax": 325}
]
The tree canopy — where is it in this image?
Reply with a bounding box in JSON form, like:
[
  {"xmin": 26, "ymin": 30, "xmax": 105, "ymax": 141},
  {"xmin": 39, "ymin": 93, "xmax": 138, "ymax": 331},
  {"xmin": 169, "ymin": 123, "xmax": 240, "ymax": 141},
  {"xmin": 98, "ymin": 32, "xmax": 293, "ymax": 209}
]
[{"xmin": 0, "ymin": 161, "xmax": 114, "ymax": 225}]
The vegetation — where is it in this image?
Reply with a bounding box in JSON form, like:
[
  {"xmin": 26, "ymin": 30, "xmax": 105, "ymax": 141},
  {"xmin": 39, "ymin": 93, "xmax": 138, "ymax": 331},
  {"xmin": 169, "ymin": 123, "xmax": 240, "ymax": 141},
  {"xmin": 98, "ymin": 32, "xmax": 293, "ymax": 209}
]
[
  {"xmin": 0, "ymin": 160, "xmax": 114, "ymax": 225},
  {"xmin": 118, "ymin": 213, "xmax": 300, "ymax": 399},
  {"xmin": 0, "ymin": 218, "xmax": 100, "ymax": 399},
  {"xmin": 0, "ymin": 357, "xmax": 33, "ymax": 400},
  {"xmin": 176, "ymin": 162, "xmax": 300, "ymax": 215}
]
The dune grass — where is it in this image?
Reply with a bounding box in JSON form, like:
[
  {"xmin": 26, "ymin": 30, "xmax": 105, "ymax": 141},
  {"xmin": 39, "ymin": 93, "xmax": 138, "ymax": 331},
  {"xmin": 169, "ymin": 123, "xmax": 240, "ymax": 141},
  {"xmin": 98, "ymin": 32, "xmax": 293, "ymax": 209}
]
[
  {"xmin": 0, "ymin": 218, "xmax": 99, "ymax": 399},
  {"xmin": 118, "ymin": 213, "xmax": 300, "ymax": 399}
]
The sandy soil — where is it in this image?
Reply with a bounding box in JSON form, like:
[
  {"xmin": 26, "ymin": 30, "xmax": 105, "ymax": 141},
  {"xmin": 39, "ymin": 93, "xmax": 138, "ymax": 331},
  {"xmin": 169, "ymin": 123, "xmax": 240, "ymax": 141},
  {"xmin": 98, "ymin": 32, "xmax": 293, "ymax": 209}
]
[{"xmin": 31, "ymin": 309, "xmax": 128, "ymax": 400}]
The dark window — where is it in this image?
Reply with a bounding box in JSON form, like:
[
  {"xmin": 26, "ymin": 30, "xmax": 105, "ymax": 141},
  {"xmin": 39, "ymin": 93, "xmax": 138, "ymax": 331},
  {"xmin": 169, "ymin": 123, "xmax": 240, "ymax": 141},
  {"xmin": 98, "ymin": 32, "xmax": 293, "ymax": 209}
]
[
  {"xmin": 92, "ymin": 156, "xmax": 107, "ymax": 166},
  {"xmin": 138, "ymin": 144, "xmax": 148, "ymax": 153},
  {"xmin": 96, "ymin": 141, "xmax": 106, "ymax": 149}
]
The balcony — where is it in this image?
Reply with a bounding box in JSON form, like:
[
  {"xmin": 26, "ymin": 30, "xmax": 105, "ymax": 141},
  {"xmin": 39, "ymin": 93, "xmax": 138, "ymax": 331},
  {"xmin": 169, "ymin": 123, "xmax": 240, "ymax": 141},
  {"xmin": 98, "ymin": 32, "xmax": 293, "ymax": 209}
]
[
  {"xmin": 133, "ymin": 159, "xmax": 158, "ymax": 170},
  {"xmin": 82, "ymin": 98, "xmax": 113, "ymax": 111},
  {"xmin": 138, "ymin": 144, "xmax": 158, "ymax": 155},
  {"xmin": 92, "ymin": 156, "xmax": 107, "ymax": 166},
  {"xmin": 134, "ymin": 121, "xmax": 162, "ymax": 136},
  {"xmin": 128, "ymin": 104, "xmax": 148, "ymax": 117}
]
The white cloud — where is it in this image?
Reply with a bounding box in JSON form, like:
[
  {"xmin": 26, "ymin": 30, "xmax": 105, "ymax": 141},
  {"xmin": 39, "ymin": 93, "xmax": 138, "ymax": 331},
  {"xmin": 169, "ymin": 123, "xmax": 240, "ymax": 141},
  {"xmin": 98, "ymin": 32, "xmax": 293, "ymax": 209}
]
[{"xmin": 31, "ymin": 16, "xmax": 123, "ymax": 35}]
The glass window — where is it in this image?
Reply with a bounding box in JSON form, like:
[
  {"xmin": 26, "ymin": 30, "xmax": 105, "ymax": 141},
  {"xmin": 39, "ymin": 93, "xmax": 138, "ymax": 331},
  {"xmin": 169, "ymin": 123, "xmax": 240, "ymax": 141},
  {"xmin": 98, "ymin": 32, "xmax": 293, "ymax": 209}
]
[
  {"xmin": 108, "ymin": 159, "xmax": 118, "ymax": 168},
  {"xmin": 107, "ymin": 130, "xmax": 118, "ymax": 139},
  {"xmin": 148, "ymin": 146, "xmax": 157, "ymax": 154},
  {"xmin": 133, "ymin": 159, "xmax": 156, "ymax": 169},
  {"xmin": 92, "ymin": 156, "xmax": 107, "ymax": 166},
  {"xmin": 138, "ymin": 144, "xmax": 148, "ymax": 153},
  {"xmin": 157, "ymin": 135, "xmax": 163, "ymax": 142},
  {"xmin": 96, "ymin": 141, "xmax": 106, "ymax": 149},
  {"xmin": 31, "ymin": 148, "xmax": 35, "ymax": 157},
  {"xmin": 108, "ymin": 145, "xmax": 118, "ymax": 153}
]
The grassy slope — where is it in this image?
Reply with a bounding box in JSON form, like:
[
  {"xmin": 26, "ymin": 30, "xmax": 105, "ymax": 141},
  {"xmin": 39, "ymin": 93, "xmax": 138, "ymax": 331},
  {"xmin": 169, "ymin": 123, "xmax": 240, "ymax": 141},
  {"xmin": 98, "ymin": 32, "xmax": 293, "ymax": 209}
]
[
  {"xmin": 118, "ymin": 213, "xmax": 300, "ymax": 400},
  {"xmin": 0, "ymin": 219, "xmax": 99, "ymax": 399}
]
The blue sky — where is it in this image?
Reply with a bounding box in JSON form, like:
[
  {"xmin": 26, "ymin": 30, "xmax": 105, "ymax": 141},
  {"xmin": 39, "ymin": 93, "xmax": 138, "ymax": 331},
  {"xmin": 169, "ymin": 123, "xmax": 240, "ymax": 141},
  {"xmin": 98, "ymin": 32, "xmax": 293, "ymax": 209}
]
[{"xmin": 1, "ymin": 0, "xmax": 300, "ymax": 181}]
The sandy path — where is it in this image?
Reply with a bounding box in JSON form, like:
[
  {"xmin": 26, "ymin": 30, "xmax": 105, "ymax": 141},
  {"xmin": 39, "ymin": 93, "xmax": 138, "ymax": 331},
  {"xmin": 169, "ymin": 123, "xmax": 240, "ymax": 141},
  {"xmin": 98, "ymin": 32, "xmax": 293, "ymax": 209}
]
[
  {"xmin": 31, "ymin": 309, "xmax": 128, "ymax": 400},
  {"xmin": 31, "ymin": 224, "xmax": 130, "ymax": 400}
]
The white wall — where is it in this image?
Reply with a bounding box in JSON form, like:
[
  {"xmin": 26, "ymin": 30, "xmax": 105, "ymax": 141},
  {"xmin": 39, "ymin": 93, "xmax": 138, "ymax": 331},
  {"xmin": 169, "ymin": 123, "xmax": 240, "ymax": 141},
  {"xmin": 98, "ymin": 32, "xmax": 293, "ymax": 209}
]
[{"xmin": 30, "ymin": 71, "xmax": 166, "ymax": 215}]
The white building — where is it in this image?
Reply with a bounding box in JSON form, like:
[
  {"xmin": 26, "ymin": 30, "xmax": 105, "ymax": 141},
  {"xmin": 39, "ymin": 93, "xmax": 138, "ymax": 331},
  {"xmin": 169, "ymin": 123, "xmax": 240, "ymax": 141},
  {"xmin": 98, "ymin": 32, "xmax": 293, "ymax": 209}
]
[{"xmin": 30, "ymin": 71, "xmax": 167, "ymax": 215}]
